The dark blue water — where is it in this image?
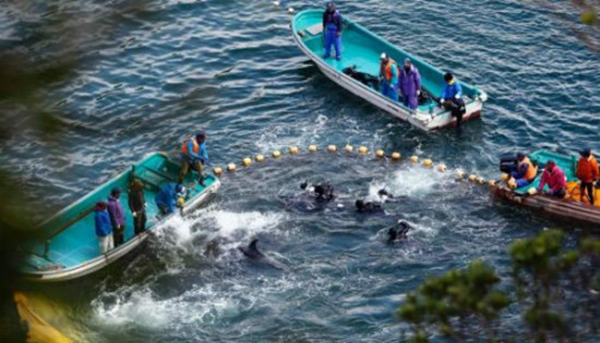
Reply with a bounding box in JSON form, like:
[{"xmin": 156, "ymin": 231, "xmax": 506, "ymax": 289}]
[{"xmin": 2, "ymin": 0, "xmax": 599, "ymax": 342}]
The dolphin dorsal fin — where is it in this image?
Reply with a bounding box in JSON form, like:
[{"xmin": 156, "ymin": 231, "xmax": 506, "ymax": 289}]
[{"xmin": 249, "ymin": 239, "xmax": 259, "ymax": 251}]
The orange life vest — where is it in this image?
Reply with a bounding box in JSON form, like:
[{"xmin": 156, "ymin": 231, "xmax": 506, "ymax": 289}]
[
  {"xmin": 181, "ymin": 137, "xmax": 199, "ymax": 157},
  {"xmin": 383, "ymin": 59, "xmax": 397, "ymax": 82},
  {"xmin": 520, "ymin": 157, "xmax": 537, "ymax": 181}
]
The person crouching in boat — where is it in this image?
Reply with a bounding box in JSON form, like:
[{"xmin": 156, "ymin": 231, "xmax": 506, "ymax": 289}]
[
  {"xmin": 322, "ymin": 2, "xmax": 342, "ymax": 60},
  {"xmin": 179, "ymin": 131, "xmax": 209, "ymax": 187},
  {"xmin": 379, "ymin": 53, "xmax": 399, "ymax": 102},
  {"xmin": 155, "ymin": 183, "xmax": 186, "ymax": 216},
  {"xmin": 128, "ymin": 179, "xmax": 147, "ymax": 235},
  {"xmin": 439, "ymin": 72, "xmax": 466, "ymax": 127},
  {"xmin": 398, "ymin": 58, "xmax": 421, "ymax": 110},
  {"xmin": 107, "ymin": 188, "xmax": 126, "ymax": 247},
  {"xmin": 537, "ymin": 160, "xmax": 567, "ymax": 198},
  {"xmin": 576, "ymin": 148, "xmax": 598, "ymax": 205},
  {"xmin": 94, "ymin": 201, "xmax": 114, "ymax": 254},
  {"xmin": 509, "ymin": 152, "xmax": 537, "ymax": 188}
]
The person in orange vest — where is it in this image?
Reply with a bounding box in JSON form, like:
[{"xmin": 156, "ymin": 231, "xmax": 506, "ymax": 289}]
[
  {"xmin": 576, "ymin": 148, "xmax": 598, "ymax": 205},
  {"xmin": 510, "ymin": 152, "xmax": 537, "ymax": 188},
  {"xmin": 178, "ymin": 131, "xmax": 209, "ymax": 186},
  {"xmin": 379, "ymin": 53, "xmax": 399, "ymax": 102}
]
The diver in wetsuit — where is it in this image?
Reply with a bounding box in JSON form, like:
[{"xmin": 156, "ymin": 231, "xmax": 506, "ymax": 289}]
[
  {"xmin": 301, "ymin": 181, "xmax": 335, "ymax": 201},
  {"xmin": 355, "ymin": 188, "xmax": 396, "ymax": 213},
  {"xmin": 387, "ymin": 220, "xmax": 412, "ymax": 243}
]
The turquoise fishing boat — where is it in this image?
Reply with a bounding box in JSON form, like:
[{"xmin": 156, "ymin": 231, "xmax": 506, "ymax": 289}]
[
  {"xmin": 494, "ymin": 149, "xmax": 600, "ymax": 225},
  {"xmin": 291, "ymin": 9, "xmax": 488, "ymax": 131},
  {"xmin": 19, "ymin": 152, "xmax": 221, "ymax": 282}
]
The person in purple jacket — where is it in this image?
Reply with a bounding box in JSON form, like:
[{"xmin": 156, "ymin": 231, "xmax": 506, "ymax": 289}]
[
  {"xmin": 398, "ymin": 58, "xmax": 421, "ymax": 110},
  {"xmin": 322, "ymin": 2, "xmax": 342, "ymax": 60},
  {"xmin": 107, "ymin": 187, "xmax": 126, "ymax": 247}
]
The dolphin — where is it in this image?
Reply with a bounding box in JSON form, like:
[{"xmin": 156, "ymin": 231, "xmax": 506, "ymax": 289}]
[{"xmin": 238, "ymin": 239, "xmax": 285, "ymax": 270}]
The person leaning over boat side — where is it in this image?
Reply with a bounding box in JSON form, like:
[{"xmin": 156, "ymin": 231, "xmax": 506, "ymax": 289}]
[
  {"xmin": 179, "ymin": 131, "xmax": 209, "ymax": 187},
  {"xmin": 155, "ymin": 183, "xmax": 185, "ymax": 216},
  {"xmin": 94, "ymin": 201, "xmax": 114, "ymax": 254},
  {"xmin": 537, "ymin": 160, "xmax": 567, "ymax": 198},
  {"xmin": 510, "ymin": 152, "xmax": 537, "ymax": 188},
  {"xmin": 379, "ymin": 53, "xmax": 399, "ymax": 101},
  {"xmin": 128, "ymin": 179, "xmax": 147, "ymax": 235},
  {"xmin": 322, "ymin": 2, "xmax": 342, "ymax": 60},
  {"xmin": 576, "ymin": 148, "xmax": 598, "ymax": 205},
  {"xmin": 439, "ymin": 72, "xmax": 466, "ymax": 127},
  {"xmin": 107, "ymin": 188, "xmax": 126, "ymax": 247},
  {"xmin": 398, "ymin": 58, "xmax": 421, "ymax": 109}
]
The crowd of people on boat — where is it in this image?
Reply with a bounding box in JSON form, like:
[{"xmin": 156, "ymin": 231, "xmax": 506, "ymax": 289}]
[
  {"xmin": 94, "ymin": 131, "xmax": 210, "ymax": 254},
  {"xmin": 323, "ymin": 2, "xmax": 467, "ymax": 125},
  {"xmin": 504, "ymin": 148, "xmax": 598, "ymax": 204}
]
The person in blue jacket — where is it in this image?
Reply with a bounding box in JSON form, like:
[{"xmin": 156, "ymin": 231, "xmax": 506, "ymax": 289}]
[
  {"xmin": 322, "ymin": 2, "xmax": 343, "ymax": 60},
  {"xmin": 155, "ymin": 183, "xmax": 186, "ymax": 216},
  {"xmin": 94, "ymin": 201, "xmax": 114, "ymax": 254},
  {"xmin": 179, "ymin": 131, "xmax": 209, "ymax": 186},
  {"xmin": 439, "ymin": 72, "xmax": 466, "ymax": 127}
]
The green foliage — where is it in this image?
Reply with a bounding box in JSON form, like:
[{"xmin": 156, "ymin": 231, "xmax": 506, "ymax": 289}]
[
  {"xmin": 399, "ymin": 260, "xmax": 509, "ymax": 342},
  {"xmin": 399, "ymin": 230, "xmax": 600, "ymax": 342}
]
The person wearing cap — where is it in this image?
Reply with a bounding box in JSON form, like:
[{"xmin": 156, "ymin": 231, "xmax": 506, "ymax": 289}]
[
  {"xmin": 439, "ymin": 72, "xmax": 466, "ymax": 127},
  {"xmin": 537, "ymin": 160, "xmax": 567, "ymax": 198},
  {"xmin": 155, "ymin": 183, "xmax": 186, "ymax": 216},
  {"xmin": 398, "ymin": 58, "xmax": 421, "ymax": 109},
  {"xmin": 510, "ymin": 152, "xmax": 537, "ymax": 188},
  {"xmin": 107, "ymin": 188, "xmax": 126, "ymax": 246},
  {"xmin": 94, "ymin": 201, "xmax": 114, "ymax": 253},
  {"xmin": 179, "ymin": 131, "xmax": 209, "ymax": 186},
  {"xmin": 576, "ymin": 148, "xmax": 598, "ymax": 205},
  {"xmin": 379, "ymin": 53, "xmax": 399, "ymax": 101},
  {"xmin": 322, "ymin": 2, "xmax": 343, "ymax": 60},
  {"xmin": 128, "ymin": 179, "xmax": 147, "ymax": 235}
]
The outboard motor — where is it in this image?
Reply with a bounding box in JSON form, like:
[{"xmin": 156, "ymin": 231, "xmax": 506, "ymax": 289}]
[{"xmin": 500, "ymin": 155, "xmax": 518, "ymax": 174}]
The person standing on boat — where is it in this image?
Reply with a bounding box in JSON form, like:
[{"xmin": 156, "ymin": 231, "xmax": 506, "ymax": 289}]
[
  {"xmin": 155, "ymin": 183, "xmax": 185, "ymax": 216},
  {"xmin": 107, "ymin": 188, "xmax": 126, "ymax": 247},
  {"xmin": 322, "ymin": 2, "xmax": 342, "ymax": 61},
  {"xmin": 537, "ymin": 160, "xmax": 567, "ymax": 198},
  {"xmin": 576, "ymin": 148, "xmax": 598, "ymax": 205},
  {"xmin": 398, "ymin": 58, "xmax": 421, "ymax": 109},
  {"xmin": 94, "ymin": 201, "xmax": 114, "ymax": 254},
  {"xmin": 128, "ymin": 179, "xmax": 147, "ymax": 235},
  {"xmin": 179, "ymin": 131, "xmax": 209, "ymax": 187},
  {"xmin": 510, "ymin": 152, "xmax": 537, "ymax": 188},
  {"xmin": 379, "ymin": 53, "xmax": 399, "ymax": 101},
  {"xmin": 439, "ymin": 72, "xmax": 466, "ymax": 127}
]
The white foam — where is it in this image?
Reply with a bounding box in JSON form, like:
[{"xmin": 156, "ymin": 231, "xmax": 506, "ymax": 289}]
[
  {"xmin": 386, "ymin": 166, "xmax": 449, "ymax": 198},
  {"xmin": 93, "ymin": 289, "xmax": 171, "ymax": 327},
  {"xmin": 200, "ymin": 209, "xmax": 286, "ymax": 240}
]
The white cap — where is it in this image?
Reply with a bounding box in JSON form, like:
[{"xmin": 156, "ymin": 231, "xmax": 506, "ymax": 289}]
[{"xmin": 380, "ymin": 52, "xmax": 387, "ymax": 59}]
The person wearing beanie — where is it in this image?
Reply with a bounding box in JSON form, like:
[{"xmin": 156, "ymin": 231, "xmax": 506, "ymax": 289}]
[
  {"xmin": 398, "ymin": 58, "xmax": 421, "ymax": 109},
  {"xmin": 322, "ymin": 2, "xmax": 343, "ymax": 60},
  {"xmin": 537, "ymin": 160, "xmax": 567, "ymax": 198},
  {"xmin": 94, "ymin": 201, "xmax": 113, "ymax": 253},
  {"xmin": 107, "ymin": 187, "xmax": 126, "ymax": 247},
  {"xmin": 179, "ymin": 131, "xmax": 209, "ymax": 187},
  {"xmin": 576, "ymin": 148, "xmax": 598, "ymax": 205}
]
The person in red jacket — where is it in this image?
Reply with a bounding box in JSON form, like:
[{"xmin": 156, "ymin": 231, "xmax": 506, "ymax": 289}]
[
  {"xmin": 576, "ymin": 148, "xmax": 598, "ymax": 205},
  {"xmin": 537, "ymin": 160, "xmax": 566, "ymax": 198}
]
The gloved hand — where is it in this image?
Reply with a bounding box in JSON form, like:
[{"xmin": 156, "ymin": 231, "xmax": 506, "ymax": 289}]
[
  {"xmin": 455, "ymin": 94, "xmax": 460, "ymax": 99},
  {"xmin": 440, "ymin": 99, "xmax": 445, "ymax": 105},
  {"xmin": 416, "ymin": 90, "xmax": 421, "ymax": 96},
  {"xmin": 132, "ymin": 211, "xmax": 137, "ymax": 218}
]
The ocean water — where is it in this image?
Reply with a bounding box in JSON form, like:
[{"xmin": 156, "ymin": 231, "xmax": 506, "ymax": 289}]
[{"xmin": 2, "ymin": 0, "xmax": 599, "ymax": 342}]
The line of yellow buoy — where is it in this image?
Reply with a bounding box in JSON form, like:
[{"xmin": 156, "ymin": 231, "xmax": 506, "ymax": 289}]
[{"xmin": 210, "ymin": 144, "xmax": 494, "ymax": 188}]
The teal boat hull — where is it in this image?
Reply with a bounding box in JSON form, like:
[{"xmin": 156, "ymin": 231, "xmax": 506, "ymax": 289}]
[
  {"xmin": 19, "ymin": 152, "xmax": 221, "ymax": 282},
  {"xmin": 494, "ymin": 149, "xmax": 600, "ymax": 225},
  {"xmin": 291, "ymin": 10, "xmax": 488, "ymax": 131}
]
